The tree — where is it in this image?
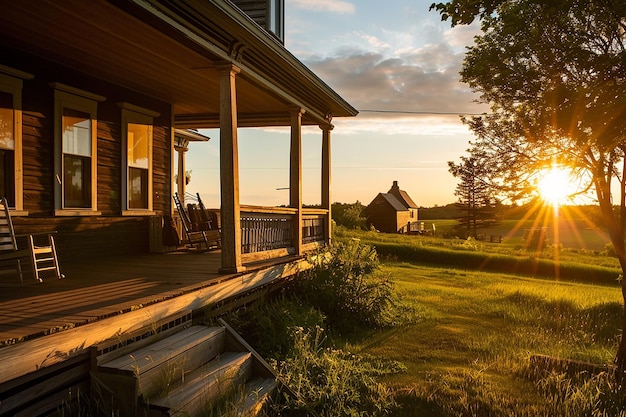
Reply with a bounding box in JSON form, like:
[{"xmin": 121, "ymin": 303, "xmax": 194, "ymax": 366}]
[
  {"xmin": 332, "ymin": 201, "xmax": 367, "ymax": 230},
  {"xmin": 432, "ymin": 0, "xmax": 626, "ymax": 375},
  {"xmin": 448, "ymin": 154, "xmax": 500, "ymax": 237}
]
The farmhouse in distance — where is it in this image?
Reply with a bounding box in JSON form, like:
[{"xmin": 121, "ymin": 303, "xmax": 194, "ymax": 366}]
[{"xmin": 364, "ymin": 180, "xmax": 419, "ymax": 233}]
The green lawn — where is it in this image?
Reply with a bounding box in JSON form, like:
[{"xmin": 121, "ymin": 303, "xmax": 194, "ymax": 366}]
[
  {"xmin": 335, "ymin": 227, "xmax": 622, "ymax": 272},
  {"xmin": 347, "ymin": 261, "xmax": 623, "ymax": 416},
  {"xmin": 239, "ymin": 230, "xmax": 626, "ymax": 416},
  {"xmin": 423, "ymin": 216, "xmax": 611, "ymax": 252}
]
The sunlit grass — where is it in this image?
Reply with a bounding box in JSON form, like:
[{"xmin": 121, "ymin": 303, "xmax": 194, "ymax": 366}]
[
  {"xmin": 335, "ymin": 226, "xmax": 621, "ymax": 271},
  {"xmin": 345, "ymin": 262, "xmax": 623, "ymax": 416}
]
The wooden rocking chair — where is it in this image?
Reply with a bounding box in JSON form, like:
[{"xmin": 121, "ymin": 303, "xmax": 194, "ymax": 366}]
[{"xmin": 173, "ymin": 192, "xmax": 212, "ymax": 250}]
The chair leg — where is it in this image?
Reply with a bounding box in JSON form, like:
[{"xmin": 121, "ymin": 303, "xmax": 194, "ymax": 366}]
[
  {"xmin": 29, "ymin": 234, "xmax": 64, "ymax": 282},
  {"xmin": 28, "ymin": 236, "xmax": 42, "ymax": 283},
  {"xmin": 16, "ymin": 258, "xmax": 23, "ymax": 284},
  {"xmin": 49, "ymin": 235, "xmax": 64, "ymax": 280}
]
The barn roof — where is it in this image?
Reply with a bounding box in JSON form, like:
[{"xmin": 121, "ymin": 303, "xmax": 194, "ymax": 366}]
[{"xmin": 380, "ymin": 193, "xmax": 409, "ymax": 211}]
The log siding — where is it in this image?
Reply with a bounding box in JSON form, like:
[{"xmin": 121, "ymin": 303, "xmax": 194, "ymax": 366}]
[{"xmin": 2, "ymin": 47, "xmax": 173, "ymax": 261}]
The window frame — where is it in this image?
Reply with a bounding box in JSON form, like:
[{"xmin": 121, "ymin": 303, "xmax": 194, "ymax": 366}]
[
  {"xmin": 268, "ymin": 0, "xmax": 284, "ymax": 42},
  {"xmin": 119, "ymin": 102, "xmax": 160, "ymax": 215},
  {"xmin": 52, "ymin": 83, "xmax": 104, "ymax": 216},
  {"xmin": 0, "ymin": 65, "xmax": 33, "ymax": 213}
]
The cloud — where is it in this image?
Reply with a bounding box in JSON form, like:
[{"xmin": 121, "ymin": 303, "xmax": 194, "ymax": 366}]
[
  {"xmin": 443, "ymin": 23, "xmax": 482, "ymax": 48},
  {"xmin": 354, "ymin": 32, "xmax": 391, "ymax": 49},
  {"xmin": 292, "ymin": 0, "xmax": 355, "ymax": 14},
  {"xmin": 320, "ymin": 115, "xmax": 475, "ymax": 136},
  {"xmin": 303, "ymin": 44, "xmax": 487, "ymax": 120}
]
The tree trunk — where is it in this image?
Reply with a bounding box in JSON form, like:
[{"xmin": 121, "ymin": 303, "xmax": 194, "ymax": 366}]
[{"xmin": 597, "ymin": 172, "xmax": 626, "ymax": 380}]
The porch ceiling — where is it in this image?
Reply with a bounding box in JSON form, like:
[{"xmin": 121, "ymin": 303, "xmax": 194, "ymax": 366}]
[{"xmin": 0, "ymin": 0, "xmax": 356, "ymax": 127}]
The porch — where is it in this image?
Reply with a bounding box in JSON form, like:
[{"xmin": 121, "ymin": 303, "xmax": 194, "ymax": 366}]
[{"xmin": 0, "ymin": 249, "xmax": 309, "ymax": 385}]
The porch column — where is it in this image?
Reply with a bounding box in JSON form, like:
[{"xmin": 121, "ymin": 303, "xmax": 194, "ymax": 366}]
[
  {"xmin": 174, "ymin": 141, "xmax": 188, "ymax": 197},
  {"xmin": 218, "ymin": 63, "xmax": 245, "ymax": 273},
  {"xmin": 321, "ymin": 123, "xmax": 333, "ymax": 244},
  {"xmin": 290, "ymin": 106, "xmax": 305, "ymax": 256}
]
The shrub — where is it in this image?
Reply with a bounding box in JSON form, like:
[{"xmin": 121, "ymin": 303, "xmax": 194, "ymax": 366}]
[
  {"xmin": 266, "ymin": 326, "xmax": 404, "ymax": 417},
  {"xmin": 226, "ymin": 296, "xmax": 325, "ymax": 358},
  {"xmin": 605, "ymin": 242, "xmax": 618, "ymax": 257},
  {"xmin": 296, "ymin": 240, "xmax": 409, "ymax": 328}
]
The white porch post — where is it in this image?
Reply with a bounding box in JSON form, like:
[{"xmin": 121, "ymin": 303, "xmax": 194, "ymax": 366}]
[
  {"xmin": 218, "ymin": 63, "xmax": 245, "ymax": 273},
  {"xmin": 321, "ymin": 123, "xmax": 333, "ymax": 244},
  {"xmin": 290, "ymin": 107, "xmax": 305, "ymax": 256}
]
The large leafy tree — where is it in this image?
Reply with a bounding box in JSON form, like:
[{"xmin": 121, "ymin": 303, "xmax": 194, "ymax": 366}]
[{"xmin": 432, "ymin": 0, "xmax": 626, "ymax": 374}]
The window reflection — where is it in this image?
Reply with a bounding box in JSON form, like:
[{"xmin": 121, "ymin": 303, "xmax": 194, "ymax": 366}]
[
  {"xmin": 127, "ymin": 122, "xmax": 151, "ymax": 209},
  {"xmin": 0, "ymin": 92, "xmax": 15, "ymax": 206},
  {"xmin": 62, "ymin": 108, "xmax": 92, "ymax": 208}
]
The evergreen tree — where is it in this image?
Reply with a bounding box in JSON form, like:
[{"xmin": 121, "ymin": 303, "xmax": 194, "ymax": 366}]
[{"xmin": 448, "ymin": 154, "xmax": 499, "ymax": 237}]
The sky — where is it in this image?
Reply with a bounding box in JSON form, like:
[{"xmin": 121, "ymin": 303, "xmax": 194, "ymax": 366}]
[{"xmin": 184, "ymin": 0, "xmax": 487, "ymax": 208}]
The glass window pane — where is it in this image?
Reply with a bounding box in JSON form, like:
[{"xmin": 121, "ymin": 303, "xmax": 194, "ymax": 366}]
[
  {"xmin": 0, "ymin": 149, "xmax": 15, "ymax": 207},
  {"xmin": 63, "ymin": 108, "xmax": 91, "ymax": 156},
  {"xmin": 0, "ymin": 92, "xmax": 14, "ymax": 150},
  {"xmin": 128, "ymin": 123, "xmax": 150, "ymax": 169},
  {"xmin": 64, "ymin": 154, "xmax": 91, "ymax": 208},
  {"xmin": 128, "ymin": 166, "xmax": 148, "ymax": 209}
]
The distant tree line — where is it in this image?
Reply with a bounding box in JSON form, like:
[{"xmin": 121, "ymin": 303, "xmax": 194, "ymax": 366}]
[{"xmin": 332, "ymin": 201, "xmax": 367, "ymax": 230}]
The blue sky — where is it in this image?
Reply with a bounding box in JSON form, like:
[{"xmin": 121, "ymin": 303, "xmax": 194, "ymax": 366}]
[{"xmin": 185, "ymin": 0, "xmax": 486, "ymax": 208}]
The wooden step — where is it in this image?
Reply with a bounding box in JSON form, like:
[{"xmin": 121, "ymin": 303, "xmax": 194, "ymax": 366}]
[
  {"xmin": 238, "ymin": 377, "xmax": 277, "ymax": 417},
  {"xmin": 148, "ymin": 351, "xmax": 253, "ymax": 417},
  {"xmin": 94, "ymin": 325, "xmax": 225, "ymax": 410}
]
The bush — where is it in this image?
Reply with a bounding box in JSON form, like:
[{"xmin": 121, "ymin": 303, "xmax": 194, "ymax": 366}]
[
  {"xmin": 266, "ymin": 326, "xmax": 404, "ymax": 417},
  {"xmin": 605, "ymin": 242, "xmax": 618, "ymax": 257},
  {"xmin": 296, "ymin": 240, "xmax": 409, "ymax": 329},
  {"xmin": 227, "ymin": 296, "xmax": 325, "ymax": 358}
]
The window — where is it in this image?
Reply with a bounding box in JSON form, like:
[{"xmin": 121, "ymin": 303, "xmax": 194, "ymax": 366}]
[
  {"xmin": 127, "ymin": 122, "xmax": 151, "ymax": 209},
  {"xmin": 0, "ymin": 66, "xmax": 32, "ymax": 211},
  {"xmin": 62, "ymin": 109, "xmax": 92, "ymax": 208},
  {"xmin": 268, "ymin": 0, "xmax": 284, "ymax": 42},
  {"xmin": 52, "ymin": 83, "xmax": 104, "ymax": 215},
  {"xmin": 0, "ymin": 92, "xmax": 15, "ymax": 207},
  {"xmin": 119, "ymin": 103, "xmax": 159, "ymax": 213}
]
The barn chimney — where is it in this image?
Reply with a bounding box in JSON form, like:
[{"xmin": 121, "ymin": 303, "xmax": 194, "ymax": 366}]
[{"xmin": 389, "ymin": 180, "xmax": 399, "ymax": 192}]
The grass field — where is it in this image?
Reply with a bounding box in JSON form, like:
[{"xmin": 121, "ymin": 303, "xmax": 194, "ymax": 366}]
[
  {"xmin": 335, "ymin": 226, "xmax": 622, "ymax": 273},
  {"xmin": 426, "ymin": 216, "xmax": 611, "ymax": 251},
  {"xmin": 347, "ymin": 261, "xmax": 624, "ymax": 416},
  {"xmin": 235, "ymin": 229, "xmax": 626, "ymax": 416}
]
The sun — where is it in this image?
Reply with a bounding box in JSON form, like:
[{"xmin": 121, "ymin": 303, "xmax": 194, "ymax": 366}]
[{"xmin": 536, "ymin": 166, "xmax": 577, "ymax": 207}]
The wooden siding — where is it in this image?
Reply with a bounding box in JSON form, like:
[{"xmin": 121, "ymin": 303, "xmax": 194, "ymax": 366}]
[
  {"xmin": 3, "ymin": 48, "xmax": 174, "ymax": 261},
  {"xmin": 12, "ymin": 216, "xmax": 148, "ymax": 262},
  {"xmin": 365, "ymin": 195, "xmax": 400, "ymax": 233},
  {"xmin": 231, "ymin": 0, "xmax": 268, "ymax": 29}
]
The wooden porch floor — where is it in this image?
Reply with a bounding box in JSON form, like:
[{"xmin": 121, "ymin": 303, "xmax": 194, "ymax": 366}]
[{"xmin": 0, "ymin": 250, "xmax": 292, "ymax": 345}]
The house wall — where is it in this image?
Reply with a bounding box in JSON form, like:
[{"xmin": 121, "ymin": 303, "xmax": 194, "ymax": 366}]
[
  {"xmin": 396, "ymin": 211, "xmax": 412, "ymax": 232},
  {"xmin": 2, "ymin": 47, "xmax": 173, "ymax": 261},
  {"xmin": 365, "ymin": 196, "xmax": 398, "ymax": 233},
  {"xmin": 231, "ymin": 0, "xmax": 268, "ymax": 28}
]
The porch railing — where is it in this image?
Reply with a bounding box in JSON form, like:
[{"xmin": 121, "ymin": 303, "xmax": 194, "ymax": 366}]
[
  {"xmin": 302, "ymin": 212, "xmax": 326, "ymax": 244},
  {"xmin": 240, "ymin": 206, "xmax": 328, "ymax": 255}
]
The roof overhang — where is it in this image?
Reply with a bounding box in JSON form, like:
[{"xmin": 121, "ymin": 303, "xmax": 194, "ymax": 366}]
[{"xmin": 0, "ymin": 0, "xmax": 357, "ymax": 128}]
